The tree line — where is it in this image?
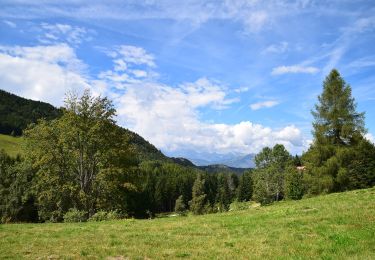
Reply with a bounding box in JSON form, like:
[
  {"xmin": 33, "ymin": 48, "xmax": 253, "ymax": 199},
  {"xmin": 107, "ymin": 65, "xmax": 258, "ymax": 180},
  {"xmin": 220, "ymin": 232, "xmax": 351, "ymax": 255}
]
[{"xmin": 1, "ymin": 69, "xmax": 375, "ymax": 223}]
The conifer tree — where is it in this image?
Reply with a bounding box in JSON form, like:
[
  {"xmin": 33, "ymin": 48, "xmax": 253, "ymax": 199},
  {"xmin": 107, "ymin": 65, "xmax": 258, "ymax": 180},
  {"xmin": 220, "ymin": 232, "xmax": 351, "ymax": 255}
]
[
  {"xmin": 189, "ymin": 173, "xmax": 207, "ymax": 215},
  {"xmin": 215, "ymin": 173, "xmax": 232, "ymax": 212},
  {"xmin": 303, "ymin": 69, "xmax": 374, "ymax": 193},
  {"xmin": 236, "ymin": 171, "xmax": 253, "ymax": 202},
  {"xmin": 312, "ymin": 69, "xmax": 365, "ymax": 146}
]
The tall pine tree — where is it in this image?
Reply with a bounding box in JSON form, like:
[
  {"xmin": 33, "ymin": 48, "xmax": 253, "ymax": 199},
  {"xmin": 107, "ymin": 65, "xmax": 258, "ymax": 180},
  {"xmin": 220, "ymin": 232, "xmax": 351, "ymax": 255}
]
[
  {"xmin": 312, "ymin": 69, "xmax": 365, "ymax": 146},
  {"xmin": 189, "ymin": 173, "xmax": 208, "ymax": 215},
  {"xmin": 303, "ymin": 69, "xmax": 375, "ymax": 193}
]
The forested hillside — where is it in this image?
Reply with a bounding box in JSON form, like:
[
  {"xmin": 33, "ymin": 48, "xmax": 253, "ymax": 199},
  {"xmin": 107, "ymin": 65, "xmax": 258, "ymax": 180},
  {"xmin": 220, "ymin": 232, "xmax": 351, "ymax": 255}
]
[
  {"xmin": 0, "ymin": 90, "xmax": 62, "ymax": 136},
  {"xmin": 0, "ymin": 89, "xmax": 167, "ymax": 162}
]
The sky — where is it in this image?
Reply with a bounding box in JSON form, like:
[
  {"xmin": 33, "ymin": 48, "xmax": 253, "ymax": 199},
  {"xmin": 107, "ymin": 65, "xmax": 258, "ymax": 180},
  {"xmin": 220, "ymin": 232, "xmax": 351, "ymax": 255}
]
[{"xmin": 1, "ymin": 0, "xmax": 375, "ymax": 160}]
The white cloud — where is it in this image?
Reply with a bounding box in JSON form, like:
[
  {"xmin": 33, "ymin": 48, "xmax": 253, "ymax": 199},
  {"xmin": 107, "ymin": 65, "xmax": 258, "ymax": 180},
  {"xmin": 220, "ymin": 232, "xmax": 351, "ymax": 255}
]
[
  {"xmin": 365, "ymin": 133, "xmax": 375, "ymax": 144},
  {"xmin": 0, "ymin": 44, "xmax": 90, "ymax": 106},
  {"xmin": 263, "ymin": 42, "xmax": 288, "ymax": 54},
  {"xmin": 97, "ymin": 44, "xmax": 307, "ymax": 155},
  {"xmin": 116, "ymin": 84, "xmax": 305, "ymax": 153},
  {"xmin": 250, "ymin": 100, "xmax": 279, "ymax": 110},
  {"xmin": 234, "ymin": 86, "xmax": 250, "ymax": 93},
  {"xmin": 272, "ymin": 65, "xmax": 319, "ymax": 75},
  {"xmin": 0, "ymin": 42, "xmax": 307, "ymax": 156},
  {"xmin": 99, "ymin": 45, "xmax": 157, "ymax": 88},
  {"xmin": 39, "ymin": 23, "xmax": 90, "ymax": 45},
  {"xmin": 0, "ymin": 1, "xmax": 316, "ymax": 34},
  {"xmin": 347, "ymin": 56, "xmax": 375, "ymax": 69},
  {"xmin": 242, "ymin": 11, "xmax": 268, "ymax": 33},
  {"xmin": 3, "ymin": 20, "xmax": 16, "ymax": 28},
  {"xmin": 107, "ymin": 45, "xmax": 156, "ymax": 68}
]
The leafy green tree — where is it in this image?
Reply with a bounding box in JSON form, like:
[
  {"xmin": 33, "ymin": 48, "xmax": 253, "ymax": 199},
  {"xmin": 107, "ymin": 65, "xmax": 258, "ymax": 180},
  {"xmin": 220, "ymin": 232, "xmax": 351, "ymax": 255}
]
[
  {"xmin": 252, "ymin": 144, "xmax": 292, "ymax": 204},
  {"xmin": 189, "ymin": 173, "xmax": 208, "ymax": 215},
  {"xmin": 174, "ymin": 195, "xmax": 186, "ymax": 214},
  {"xmin": 0, "ymin": 150, "xmax": 37, "ymax": 223},
  {"xmin": 284, "ymin": 166, "xmax": 304, "ymax": 200},
  {"xmin": 24, "ymin": 90, "xmax": 133, "ymax": 220}
]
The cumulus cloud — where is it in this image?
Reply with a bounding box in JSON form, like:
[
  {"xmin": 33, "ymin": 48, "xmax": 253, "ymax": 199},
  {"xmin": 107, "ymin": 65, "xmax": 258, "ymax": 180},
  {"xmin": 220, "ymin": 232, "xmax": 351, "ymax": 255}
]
[
  {"xmin": 250, "ymin": 100, "xmax": 279, "ymax": 110},
  {"xmin": 0, "ymin": 44, "xmax": 90, "ymax": 105},
  {"xmin": 0, "ymin": 42, "xmax": 307, "ymax": 155},
  {"xmin": 94, "ymin": 44, "xmax": 307, "ymax": 155},
  {"xmin": 272, "ymin": 65, "xmax": 319, "ymax": 75},
  {"xmin": 116, "ymin": 84, "xmax": 304, "ymax": 154}
]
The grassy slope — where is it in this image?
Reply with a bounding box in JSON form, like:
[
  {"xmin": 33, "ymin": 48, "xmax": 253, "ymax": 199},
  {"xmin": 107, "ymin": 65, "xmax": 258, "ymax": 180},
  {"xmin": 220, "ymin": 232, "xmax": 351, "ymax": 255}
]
[
  {"xmin": 1, "ymin": 188, "xmax": 374, "ymax": 259},
  {"xmin": 0, "ymin": 134, "xmax": 23, "ymax": 157}
]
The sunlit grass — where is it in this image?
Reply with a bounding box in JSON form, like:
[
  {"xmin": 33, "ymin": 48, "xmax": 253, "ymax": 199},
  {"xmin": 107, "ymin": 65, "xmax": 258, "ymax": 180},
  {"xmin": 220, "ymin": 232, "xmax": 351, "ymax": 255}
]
[
  {"xmin": 0, "ymin": 134, "xmax": 23, "ymax": 157},
  {"xmin": 1, "ymin": 187, "xmax": 374, "ymax": 259}
]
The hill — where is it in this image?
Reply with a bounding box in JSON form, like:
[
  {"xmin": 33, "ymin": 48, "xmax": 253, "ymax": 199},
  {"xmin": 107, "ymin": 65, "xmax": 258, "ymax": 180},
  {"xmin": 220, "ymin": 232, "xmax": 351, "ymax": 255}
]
[
  {"xmin": 0, "ymin": 89, "xmax": 62, "ymax": 136},
  {"xmin": 1, "ymin": 187, "xmax": 374, "ymax": 259},
  {"xmin": 0, "ymin": 89, "xmax": 167, "ymax": 162}
]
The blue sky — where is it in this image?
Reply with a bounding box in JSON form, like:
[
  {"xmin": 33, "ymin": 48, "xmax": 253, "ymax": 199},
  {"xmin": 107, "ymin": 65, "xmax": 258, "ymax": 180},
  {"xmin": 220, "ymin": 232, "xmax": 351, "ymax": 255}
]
[{"xmin": 1, "ymin": 0, "xmax": 375, "ymax": 159}]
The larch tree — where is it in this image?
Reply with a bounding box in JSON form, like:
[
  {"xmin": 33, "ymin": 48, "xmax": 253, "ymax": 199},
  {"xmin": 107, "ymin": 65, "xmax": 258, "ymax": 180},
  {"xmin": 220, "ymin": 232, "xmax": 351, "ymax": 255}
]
[
  {"xmin": 311, "ymin": 69, "xmax": 365, "ymax": 146},
  {"xmin": 303, "ymin": 69, "xmax": 375, "ymax": 194}
]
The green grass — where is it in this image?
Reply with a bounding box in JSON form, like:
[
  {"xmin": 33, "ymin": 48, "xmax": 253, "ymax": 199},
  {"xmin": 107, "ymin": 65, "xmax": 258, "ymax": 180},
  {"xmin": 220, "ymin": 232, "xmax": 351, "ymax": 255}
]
[
  {"xmin": 1, "ymin": 188, "xmax": 375, "ymax": 259},
  {"xmin": 0, "ymin": 134, "xmax": 24, "ymax": 157}
]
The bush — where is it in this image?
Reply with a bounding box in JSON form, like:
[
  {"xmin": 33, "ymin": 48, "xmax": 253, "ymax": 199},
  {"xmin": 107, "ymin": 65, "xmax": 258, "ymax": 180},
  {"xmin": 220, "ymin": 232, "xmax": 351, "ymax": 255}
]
[
  {"xmin": 88, "ymin": 211, "xmax": 107, "ymax": 221},
  {"xmin": 88, "ymin": 210, "xmax": 122, "ymax": 222},
  {"xmin": 63, "ymin": 208, "xmax": 87, "ymax": 223},
  {"xmin": 106, "ymin": 210, "xmax": 122, "ymax": 220}
]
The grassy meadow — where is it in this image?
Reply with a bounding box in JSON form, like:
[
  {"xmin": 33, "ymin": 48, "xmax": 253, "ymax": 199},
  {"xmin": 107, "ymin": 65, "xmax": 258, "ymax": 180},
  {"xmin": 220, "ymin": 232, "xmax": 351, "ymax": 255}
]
[
  {"xmin": 0, "ymin": 134, "xmax": 23, "ymax": 157},
  {"xmin": 1, "ymin": 187, "xmax": 374, "ymax": 259}
]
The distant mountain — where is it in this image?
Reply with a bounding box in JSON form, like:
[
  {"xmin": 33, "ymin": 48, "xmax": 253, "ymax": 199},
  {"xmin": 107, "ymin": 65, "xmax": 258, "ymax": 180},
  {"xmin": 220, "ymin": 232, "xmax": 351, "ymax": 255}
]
[
  {"xmin": 216, "ymin": 154, "xmax": 255, "ymax": 168},
  {"xmin": 198, "ymin": 164, "xmax": 250, "ymax": 175},
  {"xmin": 168, "ymin": 150, "xmax": 255, "ymax": 168}
]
